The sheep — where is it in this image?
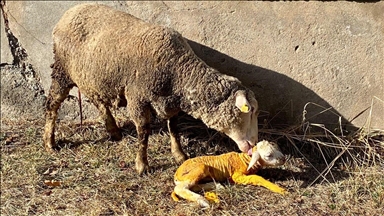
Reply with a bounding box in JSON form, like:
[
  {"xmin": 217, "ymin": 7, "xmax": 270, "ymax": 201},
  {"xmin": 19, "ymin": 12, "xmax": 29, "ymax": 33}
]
[
  {"xmin": 171, "ymin": 140, "xmax": 288, "ymax": 207},
  {"xmin": 43, "ymin": 3, "xmax": 259, "ymax": 174}
]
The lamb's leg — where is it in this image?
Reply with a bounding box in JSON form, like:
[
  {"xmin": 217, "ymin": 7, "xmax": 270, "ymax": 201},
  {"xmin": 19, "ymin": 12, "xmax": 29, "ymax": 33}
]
[
  {"xmin": 231, "ymin": 171, "xmax": 288, "ymax": 195},
  {"xmin": 190, "ymin": 182, "xmax": 223, "ymax": 204},
  {"xmin": 167, "ymin": 116, "xmax": 187, "ymax": 163},
  {"xmin": 174, "ymin": 182, "xmax": 210, "ymax": 208},
  {"xmin": 191, "ymin": 182, "xmax": 224, "ymax": 192},
  {"xmin": 43, "ymin": 71, "xmax": 74, "ymax": 152},
  {"xmin": 90, "ymin": 100, "xmax": 122, "ymax": 141},
  {"xmin": 173, "ymin": 163, "xmax": 211, "ymax": 207}
]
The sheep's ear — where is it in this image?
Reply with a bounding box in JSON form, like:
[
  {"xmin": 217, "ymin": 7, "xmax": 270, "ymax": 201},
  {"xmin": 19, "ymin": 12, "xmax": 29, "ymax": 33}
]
[
  {"xmin": 247, "ymin": 151, "xmax": 260, "ymax": 171},
  {"xmin": 235, "ymin": 91, "xmax": 251, "ymax": 113}
]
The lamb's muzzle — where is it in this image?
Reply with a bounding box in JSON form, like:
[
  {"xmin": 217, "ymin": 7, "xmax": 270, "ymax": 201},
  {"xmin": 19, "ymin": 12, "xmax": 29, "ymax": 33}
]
[{"xmin": 248, "ymin": 140, "xmax": 286, "ymax": 171}]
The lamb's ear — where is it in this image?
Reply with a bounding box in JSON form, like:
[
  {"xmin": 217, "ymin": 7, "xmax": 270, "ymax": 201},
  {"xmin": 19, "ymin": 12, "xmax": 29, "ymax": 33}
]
[
  {"xmin": 247, "ymin": 150, "xmax": 260, "ymax": 171},
  {"xmin": 235, "ymin": 91, "xmax": 251, "ymax": 113}
]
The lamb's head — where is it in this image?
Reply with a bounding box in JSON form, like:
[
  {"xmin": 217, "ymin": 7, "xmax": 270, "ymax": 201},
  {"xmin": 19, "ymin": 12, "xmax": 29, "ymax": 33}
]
[
  {"xmin": 220, "ymin": 90, "xmax": 259, "ymax": 154},
  {"xmin": 247, "ymin": 140, "xmax": 286, "ymax": 171}
]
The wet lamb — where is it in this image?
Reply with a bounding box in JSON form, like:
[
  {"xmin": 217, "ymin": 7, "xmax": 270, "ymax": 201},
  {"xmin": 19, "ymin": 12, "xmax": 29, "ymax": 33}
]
[
  {"xmin": 171, "ymin": 140, "xmax": 288, "ymax": 207},
  {"xmin": 43, "ymin": 3, "xmax": 260, "ymax": 174}
]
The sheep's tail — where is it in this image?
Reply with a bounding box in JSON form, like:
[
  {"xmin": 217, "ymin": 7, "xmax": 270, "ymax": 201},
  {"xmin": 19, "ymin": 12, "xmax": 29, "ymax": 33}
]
[
  {"xmin": 171, "ymin": 191, "xmax": 180, "ymax": 202},
  {"xmin": 78, "ymin": 89, "xmax": 83, "ymax": 128}
]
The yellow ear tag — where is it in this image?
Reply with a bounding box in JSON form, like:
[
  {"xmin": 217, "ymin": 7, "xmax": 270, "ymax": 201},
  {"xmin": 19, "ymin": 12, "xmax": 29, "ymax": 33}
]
[{"xmin": 240, "ymin": 104, "xmax": 249, "ymax": 113}]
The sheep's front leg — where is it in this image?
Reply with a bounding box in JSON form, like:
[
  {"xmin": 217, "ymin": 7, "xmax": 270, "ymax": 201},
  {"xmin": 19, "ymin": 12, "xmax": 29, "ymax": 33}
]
[
  {"xmin": 128, "ymin": 103, "xmax": 152, "ymax": 175},
  {"xmin": 134, "ymin": 122, "xmax": 151, "ymax": 175},
  {"xmin": 167, "ymin": 116, "xmax": 187, "ymax": 163},
  {"xmin": 231, "ymin": 172, "xmax": 288, "ymax": 195},
  {"xmin": 91, "ymin": 100, "xmax": 122, "ymax": 141}
]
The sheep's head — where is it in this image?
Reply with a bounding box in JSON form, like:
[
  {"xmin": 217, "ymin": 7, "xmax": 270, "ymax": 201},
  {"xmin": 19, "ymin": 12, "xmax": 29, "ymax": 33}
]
[
  {"xmin": 222, "ymin": 90, "xmax": 259, "ymax": 154},
  {"xmin": 247, "ymin": 140, "xmax": 286, "ymax": 171}
]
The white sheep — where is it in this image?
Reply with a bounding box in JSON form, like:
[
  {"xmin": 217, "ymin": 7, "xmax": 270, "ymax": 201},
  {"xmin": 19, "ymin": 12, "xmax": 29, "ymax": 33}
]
[
  {"xmin": 171, "ymin": 140, "xmax": 288, "ymax": 207},
  {"xmin": 43, "ymin": 3, "xmax": 260, "ymax": 174}
]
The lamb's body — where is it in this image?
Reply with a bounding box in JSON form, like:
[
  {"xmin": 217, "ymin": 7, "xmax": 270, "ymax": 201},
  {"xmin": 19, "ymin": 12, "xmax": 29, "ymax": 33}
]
[
  {"xmin": 44, "ymin": 3, "xmax": 260, "ymax": 174},
  {"xmin": 172, "ymin": 140, "xmax": 288, "ymax": 207}
]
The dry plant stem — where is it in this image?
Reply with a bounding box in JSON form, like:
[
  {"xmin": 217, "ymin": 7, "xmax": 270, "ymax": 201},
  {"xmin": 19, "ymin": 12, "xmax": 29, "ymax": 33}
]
[{"xmin": 78, "ymin": 89, "xmax": 83, "ymax": 128}]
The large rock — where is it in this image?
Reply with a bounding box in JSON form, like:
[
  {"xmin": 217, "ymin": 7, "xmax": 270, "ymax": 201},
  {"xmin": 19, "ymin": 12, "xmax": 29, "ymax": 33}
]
[{"xmin": 1, "ymin": 1, "xmax": 383, "ymax": 130}]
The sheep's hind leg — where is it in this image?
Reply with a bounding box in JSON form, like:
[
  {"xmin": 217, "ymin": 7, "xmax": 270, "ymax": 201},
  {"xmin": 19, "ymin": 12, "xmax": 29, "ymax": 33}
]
[
  {"xmin": 44, "ymin": 69, "xmax": 74, "ymax": 152},
  {"xmin": 167, "ymin": 116, "xmax": 187, "ymax": 163}
]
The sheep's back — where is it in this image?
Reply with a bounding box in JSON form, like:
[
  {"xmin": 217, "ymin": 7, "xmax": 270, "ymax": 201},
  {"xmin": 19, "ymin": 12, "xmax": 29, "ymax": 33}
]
[{"xmin": 52, "ymin": 3, "xmax": 189, "ymax": 105}]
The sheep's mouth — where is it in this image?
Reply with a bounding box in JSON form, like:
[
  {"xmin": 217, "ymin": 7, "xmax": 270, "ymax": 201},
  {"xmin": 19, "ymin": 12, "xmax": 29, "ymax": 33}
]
[
  {"xmin": 235, "ymin": 140, "xmax": 254, "ymax": 154},
  {"xmin": 246, "ymin": 141, "xmax": 253, "ymax": 156},
  {"xmin": 247, "ymin": 147, "xmax": 253, "ymax": 156}
]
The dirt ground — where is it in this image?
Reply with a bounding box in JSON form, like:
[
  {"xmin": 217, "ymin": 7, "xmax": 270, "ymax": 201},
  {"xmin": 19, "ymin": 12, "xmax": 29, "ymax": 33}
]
[{"xmin": 1, "ymin": 115, "xmax": 383, "ymax": 216}]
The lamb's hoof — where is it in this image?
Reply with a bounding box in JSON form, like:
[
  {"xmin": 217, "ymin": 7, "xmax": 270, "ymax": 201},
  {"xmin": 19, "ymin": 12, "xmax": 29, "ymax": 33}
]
[
  {"xmin": 214, "ymin": 183, "xmax": 225, "ymax": 190},
  {"xmin": 197, "ymin": 198, "xmax": 210, "ymax": 208},
  {"xmin": 280, "ymin": 188, "xmax": 289, "ymax": 195},
  {"xmin": 204, "ymin": 192, "xmax": 220, "ymax": 204},
  {"xmin": 274, "ymin": 187, "xmax": 289, "ymax": 195}
]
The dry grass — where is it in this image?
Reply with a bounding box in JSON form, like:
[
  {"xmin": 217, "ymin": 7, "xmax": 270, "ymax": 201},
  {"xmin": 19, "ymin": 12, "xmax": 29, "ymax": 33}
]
[{"xmin": 1, "ymin": 109, "xmax": 383, "ymax": 215}]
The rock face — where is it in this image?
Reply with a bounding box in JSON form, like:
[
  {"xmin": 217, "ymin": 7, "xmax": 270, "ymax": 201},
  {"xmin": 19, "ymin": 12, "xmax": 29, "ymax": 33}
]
[{"xmin": 1, "ymin": 1, "xmax": 383, "ymax": 130}]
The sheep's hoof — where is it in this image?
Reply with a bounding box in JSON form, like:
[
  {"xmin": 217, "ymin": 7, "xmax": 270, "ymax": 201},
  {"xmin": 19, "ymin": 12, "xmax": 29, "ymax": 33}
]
[
  {"xmin": 45, "ymin": 146, "xmax": 56, "ymax": 153},
  {"xmin": 110, "ymin": 130, "xmax": 122, "ymax": 141},
  {"xmin": 45, "ymin": 144, "xmax": 60, "ymax": 153},
  {"xmin": 44, "ymin": 136, "xmax": 57, "ymax": 153},
  {"xmin": 135, "ymin": 159, "xmax": 150, "ymax": 175},
  {"xmin": 173, "ymin": 152, "xmax": 188, "ymax": 164}
]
